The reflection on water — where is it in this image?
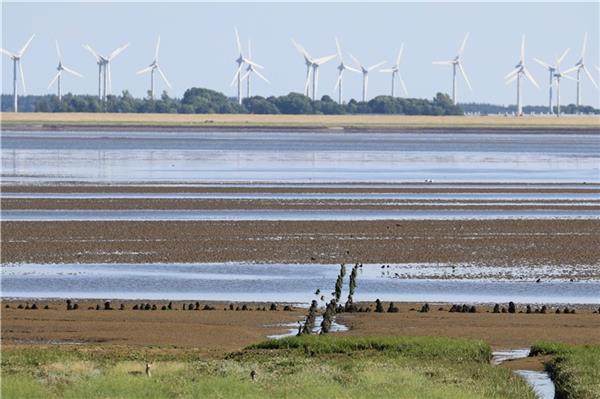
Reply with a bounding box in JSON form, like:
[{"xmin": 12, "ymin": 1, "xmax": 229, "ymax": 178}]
[
  {"xmin": 2, "ymin": 131, "xmax": 598, "ymax": 184},
  {"xmin": 492, "ymin": 349, "xmax": 555, "ymax": 399},
  {"xmin": 2, "ymin": 263, "xmax": 599, "ymax": 303}
]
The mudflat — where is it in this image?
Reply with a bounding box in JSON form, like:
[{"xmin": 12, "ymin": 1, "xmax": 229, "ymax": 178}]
[
  {"xmin": 2, "ymin": 301, "xmax": 599, "ymax": 353},
  {"xmin": 2, "ymin": 219, "xmax": 599, "ymax": 266}
]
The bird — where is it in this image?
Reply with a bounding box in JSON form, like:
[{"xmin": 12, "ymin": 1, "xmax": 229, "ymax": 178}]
[
  {"xmin": 250, "ymin": 370, "xmax": 257, "ymax": 382},
  {"xmin": 315, "ymin": 289, "xmax": 320, "ymax": 295},
  {"xmin": 145, "ymin": 363, "xmax": 152, "ymax": 377}
]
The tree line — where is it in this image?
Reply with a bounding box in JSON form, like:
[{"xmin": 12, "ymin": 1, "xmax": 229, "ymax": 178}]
[
  {"xmin": 460, "ymin": 102, "xmax": 600, "ymax": 115},
  {"xmin": 1, "ymin": 88, "xmax": 464, "ymax": 115}
]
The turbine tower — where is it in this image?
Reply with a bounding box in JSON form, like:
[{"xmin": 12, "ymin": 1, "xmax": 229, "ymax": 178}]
[
  {"xmin": 231, "ymin": 28, "xmax": 264, "ymax": 105},
  {"xmin": 84, "ymin": 43, "xmax": 129, "ymax": 101},
  {"xmin": 504, "ymin": 35, "xmax": 539, "ymax": 116},
  {"xmin": 534, "ymin": 48, "xmax": 571, "ymax": 115},
  {"xmin": 48, "ymin": 41, "xmax": 83, "ymax": 101},
  {"xmin": 563, "ymin": 33, "xmax": 598, "ymax": 109},
  {"xmin": 432, "ymin": 33, "xmax": 472, "ymax": 105},
  {"xmin": 292, "ymin": 39, "xmax": 336, "ymax": 100},
  {"xmin": 333, "ymin": 38, "xmax": 359, "ymax": 104},
  {"xmin": 240, "ymin": 39, "xmax": 269, "ymax": 98},
  {"xmin": 136, "ymin": 36, "xmax": 171, "ymax": 100},
  {"xmin": 350, "ymin": 54, "xmax": 386, "ymax": 102},
  {"xmin": 380, "ymin": 43, "xmax": 408, "ymax": 97},
  {"xmin": 0, "ymin": 34, "xmax": 35, "ymax": 112}
]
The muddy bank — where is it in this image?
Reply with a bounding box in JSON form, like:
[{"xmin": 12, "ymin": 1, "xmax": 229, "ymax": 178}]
[{"xmin": 2, "ymin": 220, "xmax": 599, "ymax": 265}]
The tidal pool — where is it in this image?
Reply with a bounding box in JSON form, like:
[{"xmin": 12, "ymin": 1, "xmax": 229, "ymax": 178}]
[{"xmin": 2, "ymin": 263, "xmax": 599, "ymax": 304}]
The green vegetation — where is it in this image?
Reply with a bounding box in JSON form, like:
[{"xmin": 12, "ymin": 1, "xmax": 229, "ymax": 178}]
[
  {"xmin": 1, "ymin": 90, "xmax": 463, "ymax": 115},
  {"xmin": 531, "ymin": 342, "xmax": 600, "ymax": 399},
  {"xmin": 1, "ymin": 336, "xmax": 536, "ymax": 399},
  {"xmin": 460, "ymin": 102, "xmax": 600, "ymax": 115}
]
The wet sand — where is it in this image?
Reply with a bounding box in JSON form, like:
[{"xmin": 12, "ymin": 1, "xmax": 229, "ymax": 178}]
[
  {"xmin": 2, "ymin": 301, "xmax": 599, "ymax": 353},
  {"xmin": 2, "ymin": 219, "xmax": 599, "ymax": 266}
]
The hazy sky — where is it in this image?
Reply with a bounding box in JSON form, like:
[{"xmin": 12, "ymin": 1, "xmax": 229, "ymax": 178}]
[{"xmin": 2, "ymin": 2, "xmax": 599, "ymax": 106}]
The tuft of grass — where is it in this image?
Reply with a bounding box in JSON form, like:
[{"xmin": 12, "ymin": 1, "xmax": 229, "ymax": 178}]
[
  {"xmin": 249, "ymin": 335, "xmax": 492, "ymax": 363},
  {"xmin": 531, "ymin": 342, "xmax": 600, "ymax": 399}
]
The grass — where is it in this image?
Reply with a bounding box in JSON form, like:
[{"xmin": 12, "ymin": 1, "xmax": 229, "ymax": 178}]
[
  {"xmin": 2, "ymin": 112, "xmax": 599, "ymax": 130},
  {"xmin": 1, "ymin": 336, "xmax": 536, "ymax": 399},
  {"xmin": 531, "ymin": 342, "xmax": 600, "ymax": 399}
]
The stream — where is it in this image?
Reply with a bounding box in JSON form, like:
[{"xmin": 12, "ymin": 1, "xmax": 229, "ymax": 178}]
[{"xmin": 492, "ymin": 349, "xmax": 555, "ymax": 399}]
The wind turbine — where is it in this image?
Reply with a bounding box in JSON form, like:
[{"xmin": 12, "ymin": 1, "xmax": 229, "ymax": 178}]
[
  {"xmin": 231, "ymin": 28, "xmax": 263, "ymax": 105},
  {"xmin": 534, "ymin": 48, "xmax": 573, "ymax": 115},
  {"xmin": 47, "ymin": 41, "xmax": 83, "ymax": 101},
  {"xmin": 240, "ymin": 39, "xmax": 269, "ymax": 98},
  {"xmin": 380, "ymin": 43, "xmax": 408, "ymax": 97},
  {"xmin": 292, "ymin": 39, "xmax": 336, "ymax": 100},
  {"xmin": 432, "ymin": 33, "xmax": 472, "ymax": 105},
  {"xmin": 563, "ymin": 33, "xmax": 598, "ymax": 109},
  {"xmin": 83, "ymin": 43, "xmax": 129, "ymax": 101},
  {"xmin": 1, "ymin": 34, "xmax": 35, "ymax": 112},
  {"xmin": 505, "ymin": 35, "xmax": 539, "ymax": 116},
  {"xmin": 136, "ymin": 36, "xmax": 171, "ymax": 100},
  {"xmin": 350, "ymin": 54, "xmax": 386, "ymax": 102},
  {"xmin": 333, "ymin": 38, "xmax": 359, "ymax": 104}
]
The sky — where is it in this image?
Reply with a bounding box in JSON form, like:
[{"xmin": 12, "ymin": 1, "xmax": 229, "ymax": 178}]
[{"xmin": 2, "ymin": 2, "xmax": 599, "ymax": 107}]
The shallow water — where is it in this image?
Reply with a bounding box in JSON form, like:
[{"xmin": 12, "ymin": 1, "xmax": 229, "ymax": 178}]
[
  {"xmin": 2, "ymin": 131, "xmax": 598, "ymax": 184},
  {"xmin": 267, "ymin": 316, "xmax": 349, "ymax": 339},
  {"xmin": 2, "ymin": 209, "xmax": 598, "ymax": 221},
  {"xmin": 492, "ymin": 349, "xmax": 555, "ymax": 399},
  {"xmin": 3, "ymin": 191, "xmax": 599, "ymax": 201},
  {"xmin": 2, "ymin": 263, "xmax": 598, "ymax": 303}
]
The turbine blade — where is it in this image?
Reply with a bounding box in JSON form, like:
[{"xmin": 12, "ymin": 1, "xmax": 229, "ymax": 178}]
[
  {"xmin": 230, "ymin": 64, "xmax": 243, "ymax": 86},
  {"xmin": 562, "ymin": 66, "xmax": 579, "ymax": 75},
  {"xmin": 345, "ymin": 65, "xmax": 360, "ymax": 73},
  {"xmin": 19, "ymin": 61, "xmax": 26, "ymax": 94},
  {"xmin": 155, "ymin": 36, "xmax": 161, "ymax": 61},
  {"xmin": 47, "ymin": 71, "xmax": 60, "ymax": 90},
  {"xmin": 432, "ymin": 60, "xmax": 453, "ymax": 65},
  {"xmin": 379, "ymin": 68, "xmax": 395, "ymax": 73},
  {"xmin": 534, "ymin": 58, "xmax": 553, "ymax": 69},
  {"xmin": 136, "ymin": 66, "xmax": 153, "ymax": 75},
  {"xmin": 108, "ymin": 43, "xmax": 129, "ymax": 60},
  {"xmin": 335, "ymin": 37, "xmax": 342, "ymax": 59},
  {"xmin": 562, "ymin": 74, "xmax": 577, "ymax": 82},
  {"xmin": 367, "ymin": 61, "xmax": 386, "ymax": 71},
  {"xmin": 581, "ymin": 32, "xmax": 587, "ymax": 58},
  {"xmin": 314, "ymin": 54, "xmax": 336, "ymax": 65},
  {"xmin": 458, "ymin": 32, "xmax": 469, "ymax": 56},
  {"xmin": 583, "ymin": 66, "xmax": 598, "ymax": 88},
  {"xmin": 398, "ymin": 72, "xmax": 408, "ymax": 96},
  {"xmin": 83, "ymin": 45, "xmax": 101, "ymax": 62},
  {"xmin": 505, "ymin": 74, "xmax": 518, "ymax": 85},
  {"xmin": 55, "ymin": 40, "xmax": 62, "ymax": 60},
  {"xmin": 247, "ymin": 39, "xmax": 252, "ymax": 59},
  {"xmin": 157, "ymin": 65, "xmax": 172, "ymax": 88},
  {"xmin": 556, "ymin": 48, "xmax": 570, "ymax": 65},
  {"xmin": 0, "ymin": 48, "xmax": 15, "ymax": 58},
  {"xmin": 244, "ymin": 58, "xmax": 264, "ymax": 69},
  {"xmin": 396, "ymin": 43, "xmax": 404, "ymax": 66},
  {"xmin": 18, "ymin": 34, "xmax": 35, "ymax": 56},
  {"xmin": 523, "ymin": 67, "xmax": 539, "ymax": 88},
  {"xmin": 253, "ymin": 68, "xmax": 270, "ymax": 84},
  {"xmin": 458, "ymin": 62, "xmax": 472, "ymax": 91},
  {"xmin": 291, "ymin": 39, "xmax": 312, "ymax": 63},
  {"xmin": 63, "ymin": 66, "xmax": 83, "ymax": 77},
  {"xmin": 304, "ymin": 67, "xmax": 312, "ymax": 95},
  {"xmin": 333, "ymin": 70, "xmax": 344, "ymax": 91},
  {"xmin": 504, "ymin": 68, "xmax": 519, "ymax": 80},
  {"xmin": 240, "ymin": 70, "xmax": 251, "ymax": 82},
  {"xmin": 234, "ymin": 27, "xmax": 242, "ymax": 54},
  {"xmin": 349, "ymin": 54, "xmax": 362, "ymax": 69}
]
